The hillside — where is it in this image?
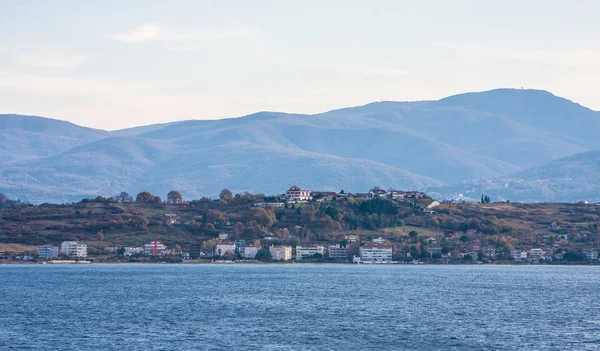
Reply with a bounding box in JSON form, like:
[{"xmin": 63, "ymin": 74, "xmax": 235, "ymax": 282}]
[
  {"xmin": 1, "ymin": 89, "xmax": 599, "ymax": 203},
  {"xmin": 432, "ymin": 150, "xmax": 600, "ymax": 203},
  {"xmin": 0, "ymin": 194, "xmax": 598, "ymax": 262}
]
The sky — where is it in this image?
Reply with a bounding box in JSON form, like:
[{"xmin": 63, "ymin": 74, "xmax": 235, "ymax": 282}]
[{"xmin": 1, "ymin": 0, "xmax": 599, "ymax": 130}]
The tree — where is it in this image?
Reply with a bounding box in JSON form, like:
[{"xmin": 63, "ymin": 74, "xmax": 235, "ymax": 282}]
[
  {"xmin": 255, "ymin": 247, "xmax": 272, "ymax": 261},
  {"xmin": 96, "ymin": 232, "xmax": 104, "ymax": 241},
  {"xmin": 233, "ymin": 222, "xmax": 245, "ymax": 238},
  {"xmin": 459, "ymin": 235, "xmax": 470, "ymax": 242},
  {"xmin": 250, "ymin": 207, "xmax": 276, "ymax": 227},
  {"xmin": 220, "ymin": 189, "xmax": 234, "ymax": 202},
  {"xmin": 136, "ymin": 191, "xmax": 156, "ymax": 203},
  {"xmin": 167, "ymin": 190, "xmax": 183, "ymax": 204},
  {"xmin": 409, "ymin": 231, "xmax": 418, "ymax": 239},
  {"xmin": 117, "ymin": 192, "xmax": 133, "ymax": 203}
]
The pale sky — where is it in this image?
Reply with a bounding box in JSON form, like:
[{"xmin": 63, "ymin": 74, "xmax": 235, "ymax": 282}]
[{"xmin": 1, "ymin": 0, "xmax": 599, "ymax": 130}]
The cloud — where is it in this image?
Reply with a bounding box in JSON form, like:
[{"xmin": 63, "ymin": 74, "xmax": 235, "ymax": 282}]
[
  {"xmin": 433, "ymin": 42, "xmax": 600, "ymax": 67},
  {"xmin": 365, "ymin": 67, "xmax": 411, "ymax": 76},
  {"xmin": 16, "ymin": 54, "xmax": 88, "ymax": 68},
  {"xmin": 111, "ymin": 24, "xmax": 257, "ymax": 43}
]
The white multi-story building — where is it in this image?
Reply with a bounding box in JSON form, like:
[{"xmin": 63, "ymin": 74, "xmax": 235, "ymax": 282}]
[
  {"xmin": 37, "ymin": 246, "xmax": 58, "ymax": 260},
  {"xmin": 529, "ymin": 248, "xmax": 546, "ymax": 258},
  {"xmin": 61, "ymin": 241, "xmax": 88, "ymax": 258},
  {"xmin": 295, "ymin": 245, "xmax": 325, "ymax": 260},
  {"xmin": 359, "ymin": 244, "xmax": 392, "ymax": 262},
  {"xmin": 270, "ymin": 245, "xmax": 292, "ymax": 261},
  {"xmin": 286, "ymin": 186, "xmax": 311, "ymax": 202},
  {"xmin": 240, "ymin": 245, "xmax": 260, "ymax": 259},
  {"xmin": 215, "ymin": 241, "xmax": 236, "ymax": 256},
  {"xmin": 584, "ymin": 250, "xmax": 598, "ymax": 260},
  {"xmin": 143, "ymin": 241, "xmax": 167, "ymax": 256}
]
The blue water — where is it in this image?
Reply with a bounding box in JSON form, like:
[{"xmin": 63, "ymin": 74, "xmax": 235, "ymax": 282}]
[{"xmin": 0, "ymin": 264, "xmax": 599, "ymax": 350}]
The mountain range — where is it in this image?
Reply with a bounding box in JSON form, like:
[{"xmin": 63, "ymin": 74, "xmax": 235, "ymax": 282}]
[{"xmin": 1, "ymin": 88, "xmax": 599, "ymax": 204}]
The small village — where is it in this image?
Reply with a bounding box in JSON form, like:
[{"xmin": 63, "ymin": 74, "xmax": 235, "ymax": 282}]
[{"xmin": 1, "ymin": 185, "xmax": 598, "ymax": 265}]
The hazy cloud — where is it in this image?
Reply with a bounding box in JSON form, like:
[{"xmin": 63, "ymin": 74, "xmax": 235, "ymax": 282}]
[
  {"xmin": 111, "ymin": 24, "xmax": 257, "ymax": 43},
  {"xmin": 16, "ymin": 54, "xmax": 88, "ymax": 68},
  {"xmin": 434, "ymin": 42, "xmax": 600, "ymax": 67}
]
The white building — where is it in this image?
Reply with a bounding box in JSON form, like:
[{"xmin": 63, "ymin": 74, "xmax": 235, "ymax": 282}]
[
  {"xmin": 270, "ymin": 245, "xmax": 292, "ymax": 261},
  {"xmin": 240, "ymin": 245, "xmax": 260, "ymax": 259},
  {"xmin": 359, "ymin": 244, "xmax": 392, "ymax": 262},
  {"xmin": 61, "ymin": 241, "xmax": 88, "ymax": 258},
  {"xmin": 295, "ymin": 245, "xmax": 325, "ymax": 260},
  {"xmin": 286, "ymin": 186, "xmax": 311, "ymax": 202},
  {"xmin": 215, "ymin": 241, "xmax": 236, "ymax": 256},
  {"xmin": 584, "ymin": 250, "xmax": 598, "ymax": 260},
  {"xmin": 143, "ymin": 241, "xmax": 167, "ymax": 256},
  {"xmin": 372, "ymin": 237, "xmax": 386, "ymax": 244},
  {"xmin": 529, "ymin": 248, "xmax": 546, "ymax": 258},
  {"xmin": 37, "ymin": 246, "xmax": 58, "ymax": 260}
]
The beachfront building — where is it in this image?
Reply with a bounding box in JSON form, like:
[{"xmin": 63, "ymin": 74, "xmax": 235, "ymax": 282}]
[
  {"xmin": 327, "ymin": 244, "xmax": 347, "ymax": 260},
  {"xmin": 269, "ymin": 245, "xmax": 292, "ymax": 261},
  {"xmin": 215, "ymin": 241, "xmax": 236, "ymax": 256},
  {"xmin": 359, "ymin": 244, "xmax": 393, "ymax": 262},
  {"xmin": 36, "ymin": 246, "xmax": 59, "ymax": 260},
  {"xmin": 240, "ymin": 245, "xmax": 260, "ymax": 259},
  {"xmin": 144, "ymin": 241, "xmax": 167, "ymax": 256},
  {"xmin": 60, "ymin": 241, "xmax": 88, "ymax": 258},
  {"xmin": 286, "ymin": 186, "xmax": 311, "ymax": 202},
  {"xmin": 295, "ymin": 245, "xmax": 325, "ymax": 261}
]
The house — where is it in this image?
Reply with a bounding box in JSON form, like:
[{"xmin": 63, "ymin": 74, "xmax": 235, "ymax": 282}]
[
  {"xmin": 36, "ymin": 246, "xmax": 59, "ymax": 260},
  {"xmin": 368, "ymin": 188, "xmax": 387, "ymax": 198},
  {"xmin": 286, "ymin": 186, "xmax": 311, "ymax": 202},
  {"xmin": 466, "ymin": 241, "xmax": 481, "ymax": 252},
  {"xmin": 254, "ymin": 202, "xmax": 285, "ymax": 208},
  {"xmin": 327, "ymin": 244, "xmax": 347, "ymax": 260},
  {"xmin": 144, "ymin": 241, "xmax": 167, "ymax": 256},
  {"xmin": 269, "ymin": 245, "xmax": 292, "ymax": 261},
  {"xmin": 388, "ymin": 190, "xmax": 406, "ymax": 200},
  {"xmin": 215, "ymin": 241, "xmax": 236, "ymax": 256},
  {"xmin": 296, "ymin": 245, "xmax": 325, "ymax": 260},
  {"xmin": 60, "ymin": 241, "xmax": 88, "ymax": 258},
  {"xmin": 240, "ymin": 245, "xmax": 260, "ymax": 259},
  {"xmin": 372, "ymin": 237, "xmax": 386, "ymax": 244},
  {"xmin": 406, "ymin": 191, "xmax": 426, "ymax": 199},
  {"xmin": 218, "ymin": 233, "xmax": 229, "ymax": 240},
  {"xmin": 529, "ymin": 248, "xmax": 546, "ymax": 258},
  {"xmin": 359, "ymin": 244, "xmax": 393, "ymax": 262},
  {"xmin": 482, "ymin": 246, "xmax": 496, "ymax": 258},
  {"xmin": 345, "ymin": 234, "xmax": 359, "ymax": 243},
  {"xmin": 511, "ymin": 249, "xmax": 528, "ymax": 261}
]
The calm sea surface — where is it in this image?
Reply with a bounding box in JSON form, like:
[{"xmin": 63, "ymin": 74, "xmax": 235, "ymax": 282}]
[{"xmin": 0, "ymin": 264, "xmax": 599, "ymax": 350}]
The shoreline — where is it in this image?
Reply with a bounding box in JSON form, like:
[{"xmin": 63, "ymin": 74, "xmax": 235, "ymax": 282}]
[{"xmin": 2, "ymin": 260, "xmax": 598, "ymax": 266}]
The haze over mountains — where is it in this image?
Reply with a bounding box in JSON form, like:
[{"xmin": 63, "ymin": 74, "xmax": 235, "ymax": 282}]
[{"xmin": 1, "ymin": 88, "xmax": 599, "ymax": 204}]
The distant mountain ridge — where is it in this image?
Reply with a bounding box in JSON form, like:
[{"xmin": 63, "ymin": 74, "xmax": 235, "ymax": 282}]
[{"xmin": 1, "ymin": 88, "xmax": 599, "ymax": 203}]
